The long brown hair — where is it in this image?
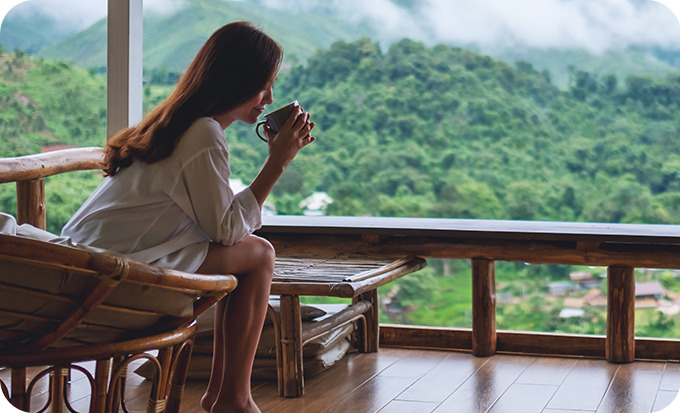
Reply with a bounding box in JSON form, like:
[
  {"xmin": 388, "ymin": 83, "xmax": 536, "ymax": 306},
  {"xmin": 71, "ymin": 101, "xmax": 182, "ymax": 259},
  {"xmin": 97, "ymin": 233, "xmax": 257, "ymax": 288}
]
[{"xmin": 103, "ymin": 21, "xmax": 283, "ymax": 176}]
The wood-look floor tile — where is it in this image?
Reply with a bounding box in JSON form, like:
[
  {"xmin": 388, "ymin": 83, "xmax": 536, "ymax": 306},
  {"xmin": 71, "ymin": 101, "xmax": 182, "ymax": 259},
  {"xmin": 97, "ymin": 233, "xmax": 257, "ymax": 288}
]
[
  {"xmin": 432, "ymin": 355, "xmax": 534, "ymax": 413},
  {"xmin": 321, "ymin": 375, "xmax": 414, "ymax": 413},
  {"xmin": 652, "ymin": 390, "xmax": 679, "ymax": 412},
  {"xmin": 377, "ymin": 399, "xmax": 439, "ymax": 413},
  {"xmin": 515, "ymin": 356, "xmax": 577, "ymax": 386},
  {"xmin": 396, "ymin": 352, "xmax": 487, "ymax": 403},
  {"xmin": 487, "ymin": 383, "xmax": 557, "ymax": 413},
  {"xmin": 378, "ymin": 349, "xmax": 449, "ymax": 378},
  {"xmin": 595, "ymin": 365, "xmax": 662, "ymax": 413},
  {"xmin": 660, "ymin": 363, "xmax": 680, "ymax": 392},
  {"xmin": 545, "ymin": 359, "xmax": 619, "ymax": 411},
  {"xmin": 252, "ymin": 350, "xmax": 409, "ymax": 413}
]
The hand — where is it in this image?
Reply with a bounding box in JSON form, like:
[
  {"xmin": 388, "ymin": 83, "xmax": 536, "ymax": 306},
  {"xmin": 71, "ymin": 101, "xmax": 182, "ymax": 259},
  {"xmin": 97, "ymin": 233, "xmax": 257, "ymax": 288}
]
[
  {"xmin": 265, "ymin": 106, "xmax": 315, "ymax": 168},
  {"xmin": 249, "ymin": 106, "xmax": 316, "ymax": 208}
]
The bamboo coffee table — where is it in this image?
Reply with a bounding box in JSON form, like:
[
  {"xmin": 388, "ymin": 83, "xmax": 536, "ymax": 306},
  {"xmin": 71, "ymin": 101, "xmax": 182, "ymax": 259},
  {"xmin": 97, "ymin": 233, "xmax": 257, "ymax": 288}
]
[{"xmin": 268, "ymin": 254, "xmax": 426, "ymax": 397}]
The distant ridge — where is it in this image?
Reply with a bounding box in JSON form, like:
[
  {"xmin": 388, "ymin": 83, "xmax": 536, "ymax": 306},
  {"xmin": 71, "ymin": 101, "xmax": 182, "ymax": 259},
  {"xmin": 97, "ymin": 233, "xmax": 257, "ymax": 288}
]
[{"xmin": 36, "ymin": 0, "xmax": 374, "ymax": 72}]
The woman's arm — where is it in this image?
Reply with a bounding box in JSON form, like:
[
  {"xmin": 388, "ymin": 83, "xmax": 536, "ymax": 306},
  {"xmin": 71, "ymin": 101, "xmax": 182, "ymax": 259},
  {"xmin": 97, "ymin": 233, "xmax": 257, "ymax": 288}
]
[{"xmin": 249, "ymin": 106, "xmax": 315, "ymax": 208}]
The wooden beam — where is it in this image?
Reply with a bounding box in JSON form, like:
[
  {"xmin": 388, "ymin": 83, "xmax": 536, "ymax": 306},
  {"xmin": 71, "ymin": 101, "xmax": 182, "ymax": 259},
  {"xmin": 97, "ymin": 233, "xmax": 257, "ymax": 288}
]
[
  {"xmin": 261, "ymin": 233, "xmax": 680, "ymax": 270},
  {"xmin": 380, "ymin": 325, "xmax": 472, "ymax": 351},
  {"xmin": 381, "ymin": 325, "xmax": 680, "ymax": 362}
]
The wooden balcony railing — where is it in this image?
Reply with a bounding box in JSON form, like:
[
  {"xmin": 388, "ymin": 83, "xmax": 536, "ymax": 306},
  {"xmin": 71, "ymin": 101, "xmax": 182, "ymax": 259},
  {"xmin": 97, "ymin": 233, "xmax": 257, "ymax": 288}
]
[
  {"xmin": 257, "ymin": 215, "xmax": 680, "ymax": 363},
  {"xmin": 2, "ymin": 147, "xmax": 680, "ymax": 363}
]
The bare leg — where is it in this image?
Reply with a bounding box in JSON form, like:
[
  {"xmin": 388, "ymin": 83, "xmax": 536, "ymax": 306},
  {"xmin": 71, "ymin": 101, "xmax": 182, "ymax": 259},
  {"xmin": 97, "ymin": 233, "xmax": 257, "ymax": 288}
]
[
  {"xmin": 197, "ymin": 235, "xmax": 275, "ymax": 413},
  {"xmin": 200, "ymin": 296, "xmax": 228, "ymax": 411}
]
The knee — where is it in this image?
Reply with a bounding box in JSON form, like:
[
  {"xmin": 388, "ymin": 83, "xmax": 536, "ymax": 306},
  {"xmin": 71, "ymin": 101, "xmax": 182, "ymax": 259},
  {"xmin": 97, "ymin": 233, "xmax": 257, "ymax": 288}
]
[{"xmin": 249, "ymin": 235, "xmax": 276, "ymax": 271}]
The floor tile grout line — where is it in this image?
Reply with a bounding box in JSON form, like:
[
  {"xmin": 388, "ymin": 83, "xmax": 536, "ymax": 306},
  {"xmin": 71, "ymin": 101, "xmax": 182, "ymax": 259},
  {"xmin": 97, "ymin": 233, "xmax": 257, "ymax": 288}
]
[
  {"xmin": 541, "ymin": 356, "xmax": 581, "ymax": 411},
  {"xmin": 429, "ymin": 354, "xmax": 493, "ymax": 413},
  {"xmin": 593, "ymin": 363, "xmax": 621, "ymax": 413},
  {"xmin": 484, "ymin": 355, "xmax": 538, "ymax": 413}
]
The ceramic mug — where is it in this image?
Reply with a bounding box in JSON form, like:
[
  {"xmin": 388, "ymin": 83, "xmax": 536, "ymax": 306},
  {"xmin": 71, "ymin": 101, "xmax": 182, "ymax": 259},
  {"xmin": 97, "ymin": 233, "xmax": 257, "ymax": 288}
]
[{"xmin": 255, "ymin": 100, "xmax": 299, "ymax": 142}]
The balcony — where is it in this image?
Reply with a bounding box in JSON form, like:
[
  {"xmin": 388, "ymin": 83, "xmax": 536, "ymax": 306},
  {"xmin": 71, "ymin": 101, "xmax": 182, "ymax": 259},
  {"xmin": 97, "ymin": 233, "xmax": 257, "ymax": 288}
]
[{"xmin": 3, "ymin": 2, "xmax": 680, "ymax": 410}]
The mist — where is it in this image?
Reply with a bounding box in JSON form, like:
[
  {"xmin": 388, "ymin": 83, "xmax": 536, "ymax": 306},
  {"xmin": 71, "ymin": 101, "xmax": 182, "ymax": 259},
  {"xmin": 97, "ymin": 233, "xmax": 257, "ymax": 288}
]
[
  {"xmin": 3, "ymin": 0, "xmax": 184, "ymax": 30},
  {"xmin": 3, "ymin": 0, "xmax": 680, "ymax": 53},
  {"xmin": 262, "ymin": 0, "xmax": 680, "ymax": 53}
]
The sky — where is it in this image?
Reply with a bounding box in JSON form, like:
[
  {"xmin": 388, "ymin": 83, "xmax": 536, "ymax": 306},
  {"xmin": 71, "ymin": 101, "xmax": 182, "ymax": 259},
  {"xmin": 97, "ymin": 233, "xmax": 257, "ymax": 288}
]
[
  {"xmin": 0, "ymin": 0, "xmax": 183, "ymax": 30},
  {"xmin": 2, "ymin": 0, "xmax": 680, "ymax": 52}
]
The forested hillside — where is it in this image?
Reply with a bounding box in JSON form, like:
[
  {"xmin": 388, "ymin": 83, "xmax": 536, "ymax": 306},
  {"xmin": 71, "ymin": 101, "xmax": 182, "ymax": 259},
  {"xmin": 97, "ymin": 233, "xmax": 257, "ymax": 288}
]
[
  {"xmin": 227, "ymin": 38, "xmax": 680, "ymax": 225},
  {"xmin": 3, "ymin": 38, "xmax": 680, "ymax": 229},
  {"xmin": 36, "ymin": 0, "xmax": 374, "ymax": 73}
]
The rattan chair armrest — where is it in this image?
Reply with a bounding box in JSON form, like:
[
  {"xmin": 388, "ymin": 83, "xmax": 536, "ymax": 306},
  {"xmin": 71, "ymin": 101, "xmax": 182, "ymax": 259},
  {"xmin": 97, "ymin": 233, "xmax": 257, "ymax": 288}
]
[
  {"xmin": 0, "ymin": 147, "xmax": 104, "ymax": 183},
  {"xmin": 0, "ymin": 234, "xmax": 238, "ymax": 295}
]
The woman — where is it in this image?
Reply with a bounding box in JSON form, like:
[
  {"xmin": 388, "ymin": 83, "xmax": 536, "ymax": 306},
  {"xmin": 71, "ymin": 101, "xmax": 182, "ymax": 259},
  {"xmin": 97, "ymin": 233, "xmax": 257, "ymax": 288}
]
[{"xmin": 61, "ymin": 21, "xmax": 314, "ymax": 413}]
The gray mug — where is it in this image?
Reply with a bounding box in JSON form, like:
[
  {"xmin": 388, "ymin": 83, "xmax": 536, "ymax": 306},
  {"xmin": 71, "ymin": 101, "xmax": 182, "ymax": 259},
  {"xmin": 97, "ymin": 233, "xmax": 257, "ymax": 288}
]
[{"xmin": 256, "ymin": 100, "xmax": 299, "ymax": 142}]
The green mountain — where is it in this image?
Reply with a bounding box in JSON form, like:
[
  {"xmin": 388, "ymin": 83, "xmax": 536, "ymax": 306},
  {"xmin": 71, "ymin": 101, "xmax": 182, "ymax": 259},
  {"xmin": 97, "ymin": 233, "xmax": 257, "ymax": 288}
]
[
  {"xmin": 37, "ymin": 0, "xmax": 375, "ymax": 72},
  {"xmin": 4, "ymin": 37, "xmax": 680, "ymax": 228},
  {"xmin": 231, "ymin": 38, "xmax": 680, "ymax": 225}
]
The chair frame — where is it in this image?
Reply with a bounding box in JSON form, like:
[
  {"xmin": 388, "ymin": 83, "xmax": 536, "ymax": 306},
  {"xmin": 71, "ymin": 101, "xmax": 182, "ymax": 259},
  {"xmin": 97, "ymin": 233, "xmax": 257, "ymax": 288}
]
[{"xmin": 0, "ymin": 147, "xmax": 238, "ymax": 413}]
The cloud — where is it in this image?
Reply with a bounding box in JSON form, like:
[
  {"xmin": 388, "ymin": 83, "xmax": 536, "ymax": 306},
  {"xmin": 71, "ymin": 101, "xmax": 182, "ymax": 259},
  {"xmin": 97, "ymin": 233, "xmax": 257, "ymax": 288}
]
[
  {"xmin": 260, "ymin": 0, "xmax": 680, "ymax": 52},
  {"xmin": 5, "ymin": 0, "xmax": 680, "ymax": 52}
]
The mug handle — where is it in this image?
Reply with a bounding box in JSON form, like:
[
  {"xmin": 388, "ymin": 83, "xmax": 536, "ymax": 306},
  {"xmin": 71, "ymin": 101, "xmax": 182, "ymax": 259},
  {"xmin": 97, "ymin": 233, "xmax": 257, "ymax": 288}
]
[{"xmin": 255, "ymin": 120, "xmax": 268, "ymax": 142}]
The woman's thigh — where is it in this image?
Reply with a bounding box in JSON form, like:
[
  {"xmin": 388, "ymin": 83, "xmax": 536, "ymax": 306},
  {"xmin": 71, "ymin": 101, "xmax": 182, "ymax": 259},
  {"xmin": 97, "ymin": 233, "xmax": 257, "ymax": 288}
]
[{"xmin": 197, "ymin": 235, "xmax": 275, "ymax": 276}]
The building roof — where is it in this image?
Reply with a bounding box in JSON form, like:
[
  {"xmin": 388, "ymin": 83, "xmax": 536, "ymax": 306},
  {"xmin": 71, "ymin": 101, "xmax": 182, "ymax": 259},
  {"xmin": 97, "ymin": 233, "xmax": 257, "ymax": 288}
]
[{"xmin": 635, "ymin": 281, "xmax": 665, "ymax": 297}]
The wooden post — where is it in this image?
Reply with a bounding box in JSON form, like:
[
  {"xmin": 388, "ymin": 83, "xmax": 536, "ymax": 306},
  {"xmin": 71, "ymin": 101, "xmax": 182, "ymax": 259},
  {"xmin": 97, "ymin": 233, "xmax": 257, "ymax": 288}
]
[
  {"xmin": 16, "ymin": 179, "xmax": 46, "ymax": 229},
  {"xmin": 354, "ymin": 289, "xmax": 379, "ymax": 353},
  {"xmin": 472, "ymin": 258, "xmax": 496, "ymax": 357},
  {"xmin": 607, "ymin": 265, "xmax": 635, "ymax": 363},
  {"xmin": 279, "ymin": 295, "xmax": 303, "ymax": 397}
]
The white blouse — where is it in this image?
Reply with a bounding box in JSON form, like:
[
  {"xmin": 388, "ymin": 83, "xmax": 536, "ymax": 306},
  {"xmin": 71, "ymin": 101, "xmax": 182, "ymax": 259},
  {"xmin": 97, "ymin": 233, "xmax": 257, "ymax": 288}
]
[{"xmin": 61, "ymin": 117, "xmax": 262, "ymax": 272}]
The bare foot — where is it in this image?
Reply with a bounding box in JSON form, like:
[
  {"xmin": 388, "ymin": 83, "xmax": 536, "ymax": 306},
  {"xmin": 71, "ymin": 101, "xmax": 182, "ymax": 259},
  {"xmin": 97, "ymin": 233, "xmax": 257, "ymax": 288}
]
[
  {"xmin": 210, "ymin": 396, "xmax": 261, "ymax": 413},
  {"xmin": 200, "ymin": 392, "xmax": 216, "ymax": 412}
]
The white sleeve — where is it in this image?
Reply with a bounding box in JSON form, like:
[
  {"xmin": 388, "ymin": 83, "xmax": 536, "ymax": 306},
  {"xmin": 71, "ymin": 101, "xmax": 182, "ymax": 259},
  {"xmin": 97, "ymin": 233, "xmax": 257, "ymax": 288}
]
[{"xmin": 173, "ymin": 144, "xmax": 262, "ymax": 246}]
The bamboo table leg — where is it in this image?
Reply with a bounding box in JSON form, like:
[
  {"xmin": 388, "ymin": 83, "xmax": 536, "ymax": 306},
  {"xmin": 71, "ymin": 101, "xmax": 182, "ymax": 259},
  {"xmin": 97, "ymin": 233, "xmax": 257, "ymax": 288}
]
[
  {"xmin": 354, "ymin": 289, "xmax": 379, "ymax": 353},
  {"xmin": 279, "ymin": 295, "xmax": 304, "ymax": 397}
]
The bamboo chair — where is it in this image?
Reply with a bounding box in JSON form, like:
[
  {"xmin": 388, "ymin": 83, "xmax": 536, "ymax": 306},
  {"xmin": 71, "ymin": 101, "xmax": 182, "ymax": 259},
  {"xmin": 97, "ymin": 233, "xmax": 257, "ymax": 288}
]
[{"xmin": 0, "ymin": 148, "xmax": 238, "ymax": 413}]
